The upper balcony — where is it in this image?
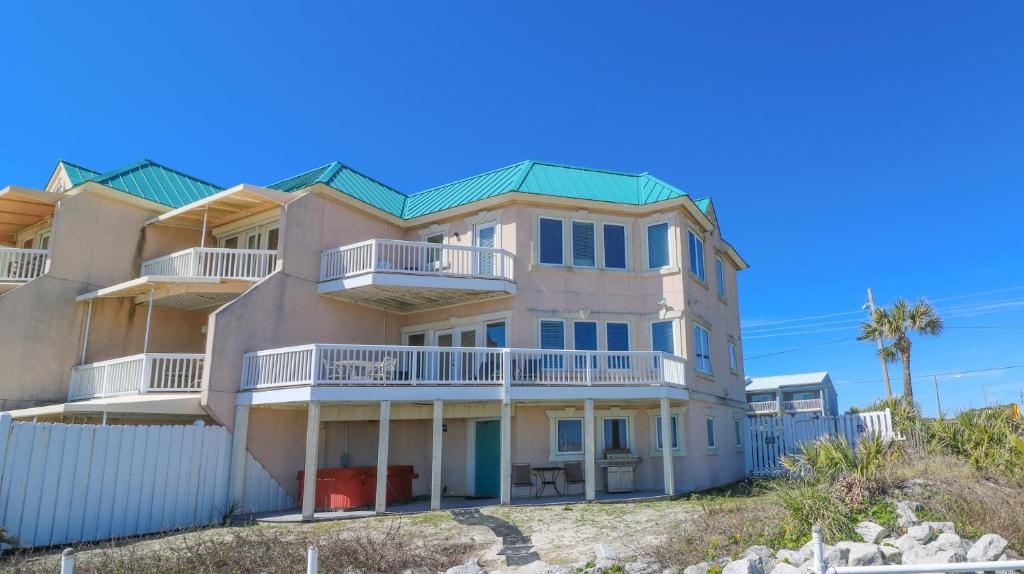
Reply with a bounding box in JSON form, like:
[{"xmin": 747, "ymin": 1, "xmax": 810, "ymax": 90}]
[
  {"xmin": 78, "ymin": 247, "xmax": 277, "ymax": 311},
  {"xmin": 68, "ymin": 353, "xmax": 204, "ymax": 401},
  {"xmin": 0, "ymin": 247, "xmax": 48, "ymax": 293},
  {"xmin": 318, "ymin": 239, "xmax": 516, "ymax": 313},
  {"xmin": 747, "ymin": 398, "xmax": 825, "ymax": 415}
]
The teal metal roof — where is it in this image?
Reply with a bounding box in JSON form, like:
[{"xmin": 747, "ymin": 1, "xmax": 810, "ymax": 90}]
[
  {"xmin": 267, "ymin": 162, "xmax": 406, "ymax": 218},
  {"xmin": 693, "ymin": 197, "xmax": 711, "ymax": 213},
  {"xmin": 57, "ymin": 161, "xmax": 102, "ymax": 186},
  {"xmin": 269, "ymin": 160, "xmax": 700, "ymax": 220},
  {"xmin": 89, "ymin": 160, "xmax": 224, "ymax": 208}
]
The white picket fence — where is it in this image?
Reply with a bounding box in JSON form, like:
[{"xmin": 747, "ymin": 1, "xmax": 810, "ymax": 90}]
[
  {"xmin": 0, "ymin": 416, "xmax": 294, "ymax": 548},
  {"xmin": 744, "ymin": 409, "xmax": 895, "ymax": 476}
]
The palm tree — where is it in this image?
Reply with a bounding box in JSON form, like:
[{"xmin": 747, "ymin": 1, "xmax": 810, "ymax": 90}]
[{"xmin": 858, "ymin": 298, "xmax": 944, "ymax": 401}]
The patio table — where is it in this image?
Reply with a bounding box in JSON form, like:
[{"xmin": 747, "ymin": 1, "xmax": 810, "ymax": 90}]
[{"xmin": 531, "ymin": 466, "xmax": 563, "ymax": 497}]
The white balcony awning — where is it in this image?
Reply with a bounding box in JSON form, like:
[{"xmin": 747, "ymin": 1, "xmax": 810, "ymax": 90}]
[
  {"xmin": 76, "ymin": 275, "xmax": 253, "ymax": 310},
  {"xmin": 0, "ymin": 186, "xmax": 59, "ymax": 245},
  {"xmin": 146, "ymin": 184, "xmax": 295, "ymax": 229},
  {"xmin": 7, "ymin": 393, "xmax": 205, "ymax": 420}
]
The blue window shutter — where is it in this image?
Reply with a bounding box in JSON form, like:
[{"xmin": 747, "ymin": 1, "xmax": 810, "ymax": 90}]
[
  {"xmin": 539, "ymin": 218, "xmax": 563, "ymax": 264},
  {"xmin": 572, "ymin": 222, "xmax": 595, "ymax": 266},
  {"xmin": 647, "ymin": 223, "xmax": 669, "ymax": 269},
  {"xmin": 603, "ymin": 224, "xmax": 626, "ymax": 269},
  {"xmin": 715, "ymin": 257, "xmax": 725, "ymax": 297},
  {"xmin": 573, "ymin": 322, "xmax": 598, "ymax": 350},
  {"xmin": 540, "ymin": 320, "xmax": 565, "ymax": 350},
  {"xmin": 606, "ymin": 323, "xmax": 629, "ymax": 351},
  {"xmin": 651, "ymin": 321, "xmax": 674, "ymax": 355}
]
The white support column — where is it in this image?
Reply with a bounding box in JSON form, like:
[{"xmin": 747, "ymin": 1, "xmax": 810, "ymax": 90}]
[
  {"xmin": 302, "ymin": 401, "xmax": 321, "ymax": 521},
  {"xmin": 142, "ymin": 289, "xmax": 155, "ymax": 354},
  {"xmin": 228, "ymin": 405, "xmax": 250, "ymax": 508},
  {"xmin": 375, "ymin": 400, "xmax": 391, "ymax": 514},
  {"xmin": 430, "ymin": 399, "xmax": 443, "ymax": 511},
  {"xmin": 660, "ymin": 397, "xmax": 675, "ymax": 496},
  {"xmin": 80, "ymin": 300, "xmax": 93, "ymax": 364},
  {"xmin": 584, "ymin": 398, "xmax": 596, "ymax": 501},
  {"xmin": 499, "ymin": 400, "xmax": 511, "ymax": 505},
  {"xmin": 199, "ymin": 206, "xmax": 209, "ymax": 248}
]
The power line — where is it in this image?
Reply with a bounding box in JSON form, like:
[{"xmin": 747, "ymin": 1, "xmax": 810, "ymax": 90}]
[
  {"xmin": 745, "ymin": 337, "xmax": 858, "ymax": 360},
  {"xmin": 833, "ymin": 365, "xmax": 1024, "ymax": 387}
]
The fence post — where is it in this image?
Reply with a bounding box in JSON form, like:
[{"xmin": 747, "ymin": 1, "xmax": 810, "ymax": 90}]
[
  {"xmin": 60, "ymin": 548, "xmax": 75, "ymax": 574},
  {"xmin": 811, "ymin": 525, "xmax": 825, "ymax": 574},
  {"xmin": 306, "ymin": 545, "xmax": 319, "ymax": 574}
]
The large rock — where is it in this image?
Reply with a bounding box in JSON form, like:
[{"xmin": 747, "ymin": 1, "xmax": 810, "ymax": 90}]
[
  {"xmin": 742, "ymin": 546, "xmax": 776, "ymax": 573},
  {"xmin": 798, "ymin": 542, "xmax": 849, "ymax": 568},
  {"xmin": 776, "ymin": 549, "xmax": 810, "ymax": 567},
  {"xmin": 895, "ymin": 501, "xmax": 923, "ymax": 528},
  {"xmin": 879, "ymin": 546, "xmax": 902, "ymax": 564},
  {"xmin": 895, "ymin": 534, "xmax": 923, "ymax": 552},
  {"xmin": 930, "ymin": 532, "xmax": 965, "ymax": 553},
  {"xmin": 922, "ymin": 521, "xmax": 956, "ymax": 535},
  {"xmin": 445, "ymin": 559, "xmax": 486, "ymax": 574},
  {"xmin": 837, "ymin": 542, "xmax": 885, "ymax": 567},
  {"xmin": 902, "ymin": 545, "xmax": 966, "ymax": 565},
  {"xmin": 683, "ymin": 563, "xmax": 710, "ymax": 574},
  {"xmin": 907, "ymin": 524, "xmax": 936, "ymax": 544},
  {"xmin": 856, "ymin": 522, "xmax": 890, "ymax": 544},
  {"xmin": 722, "ymin": 558, "xmax": 765, "ymax": 574},
  {"xmin": 966, "ymin": 534, "xmax": 1009, "ymax": 562},
  {"xmin": 769, "ymin": 563, "xmax": 803, "ymax": 574},
  {"xmin": 594, "ymin": 544, "xmax": 623, "ymax": 562}
]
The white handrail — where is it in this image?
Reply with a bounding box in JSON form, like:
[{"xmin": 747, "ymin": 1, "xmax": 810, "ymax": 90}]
[
  {"xmin": 141, "ymin": 248, "xmax": 277, "ymax": 280},
  {"xmin": 748, "ymin": 400, "xmax": 780, "ymax": 414},
  {"xmin": 68, "ymin": 353, "xmax": 204, "ymax": 401},
  {"xmin": 320, "ymin": 239, "xmax": 515, "ymax": 283},
  {"xmin": 0, "ymin": 247, "xmax": 49, "ymax": 282},
  {"xmin": 782, "ymin": 398, "xmax": 824, "ymax": 413},
  {"xmin": 240, "ymin": 344, "xmax": 686, "ymax": 391}
]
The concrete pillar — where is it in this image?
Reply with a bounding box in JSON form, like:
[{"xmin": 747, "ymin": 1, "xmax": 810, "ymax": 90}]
[
  {"xmin": 584, "ymin": 398, "xmax": 596, "ymax": 501},
  {"xmin": 375, "ymin": 400, "xmax": 391, "ymax": 514},
  {"xmin": 228, "ymin": 405, "xmax": 250, "ymax": 507},
  {"xmin": 302, "ymin": 401, "xmax": 321, "ymax": 520},
  {"xmin": 660, "ymin": 397, "xmax": 675, "ymax": 495},
  {"xmin": 499, "ymin": 400, "xmax": 511, "ymax": 505},
  {"xmin": 430, "ymin": 399, "xmax": 443, "ymax": 511}
]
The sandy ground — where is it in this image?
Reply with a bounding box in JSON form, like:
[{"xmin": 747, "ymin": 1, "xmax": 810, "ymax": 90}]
[{"xmin": 5, "ymin": 498, "xmax": 703, "ymax": 571}]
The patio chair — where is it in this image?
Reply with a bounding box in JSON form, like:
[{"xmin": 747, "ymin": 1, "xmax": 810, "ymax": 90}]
[
  {"xmin": 370, "ymin": 356, "xmax": 398, "ymax": 381},
  {"xmin": 563, "ymin": 461, "xmax": 585, "ymax": 495},
  {"xmin": 511, "ymin": 463, "xmax": 534, "ymax": 497},
  {"xmin": 321, "ymin": 358, "xmax": 341, "ymax": 382}
]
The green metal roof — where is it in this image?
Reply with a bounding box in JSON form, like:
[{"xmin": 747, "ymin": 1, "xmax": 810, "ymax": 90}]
[
  {"xmin": 267, "ymin": 162, "xmax": 406, "ymax": 218},
  {"xmin": 57, "ymin": 160, "xmax": 102, "ymax": 186},
  {"xmin": 89, "ymin": 160, "xmax": 224, "ymax": 208},
  {"xmin": 269, "ymin": 160, "xmax": 701, "ymax": 220}
]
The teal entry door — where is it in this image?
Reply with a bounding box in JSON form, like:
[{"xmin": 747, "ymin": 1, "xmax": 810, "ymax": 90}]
[{"xmin": 474, "ymin": 420, "xmax": 501, "ymax": 497}]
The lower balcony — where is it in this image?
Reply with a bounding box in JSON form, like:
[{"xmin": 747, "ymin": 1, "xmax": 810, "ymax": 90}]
[
  {"xmin": 68, "ymin": 353, "xmax": 205, "ymax": 401},
  {"xmin": 0, "ymin": 247, "xmax": 48, "ymax": 293},
  {"xmin": 318, "ymin": 239, "xmax": 515, "ymax": 313},
  {"xmin": 77, "ymin": 247, "xmax": 277, "ymax": 311}
]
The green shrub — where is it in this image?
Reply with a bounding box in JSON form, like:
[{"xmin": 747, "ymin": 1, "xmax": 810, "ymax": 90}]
[{"xmin": 765, "ymin": 479, "xmax": 858, "ymax": 543}]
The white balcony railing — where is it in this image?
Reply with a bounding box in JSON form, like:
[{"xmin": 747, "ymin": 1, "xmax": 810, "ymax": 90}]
[
  {"xmin": 68, "ymin": 353, "xmax": 205, "ymax": 401},
  {"xmin": 141, "ymin": 248, "xmax": 277, "ymax": 280},
  {"xmin": 747, "ymin": 400, "xmax": 780, "ymax": 414},
  {"xmin": 0, "ymin": 247, "xmax": 48, "ymax": 282},
  {"xmin": 320, "ymin": 239, "xmax": 514, "ymax": 283},
  {"xmin": 782, "ymin": 398, "xmax": 824, "ymax": 413},
  {"xmin": 240, "ymin": 344, "xmax": 685, "ymax": 391}
]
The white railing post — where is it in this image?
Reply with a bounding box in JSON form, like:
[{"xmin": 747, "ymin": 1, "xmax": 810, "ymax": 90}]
[
  {"xmin": 60, "ymin": 548, "xmax": 75, "ymax": 574},
  {"xmin": 585, "ymin": 352, "xmax": 592, "ymax": 386},
  {"xmin": 811, "ymin": 525, "xmax": 826, "ymax": 574},
  {"xmin": 501, "ymin": 348, "xmax": 512, "ymax": 400},
  {"xmin": 140, "ymin": 355, "xmax": 154, "ymax": 394},
  {"xmin": 100, "ymin": 364, "xmax": 111, "ymax": 399},
  {"xmin": 410, "ymin": 351, "xmax": 419, "ymax": 385},
  {"xmin": 306, "ymin": 545, "xmax": 319, "ymax": 574},
  {"xmin": 309, "ymin": 345, "xmax": 319, "ymax": 384},
  {"xmin": 369, "ymin": 240, "xmax": 379, "ymax": 272}
]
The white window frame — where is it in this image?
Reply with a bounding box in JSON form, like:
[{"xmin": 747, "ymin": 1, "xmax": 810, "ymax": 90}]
[
  {"xmin": 705, "ymin": 414, "xmax": 718, "ymax": 451},
  {"xmin": 537, "ymin": 216, "xmax": 565, "ymax": 266},
  {"xmin": 645, "ymin": 221, "xmax": 672, "ymax": 271},
  {"xmin": 600, "ymin": 415, "xmax": 631, "ymax": 452},
  {"xmin": 715, "ymin": 255, "xmax": 726, "ymax": 299},
  {"xmin": 647, "ymin": 407, "xmax": 686, "ymax": 456},
  {"xmin": 601, "ymin": 222, "xmax": 629, "ymax": 270},
  {"xmin": 687, "ymin": 228, "xmax": 706, "ymax": 282},
  {"xmin": 546, "ymin": 409, "xmax": 586, "ymax": 461},
  {"xmin": 693, "ymin": 323, "xmax": 712, "ymax": 375},
  {"xmin": 218, "ymin": 220, "xmax": 280, "ymax": 250},
  {"xmin": 728, "ymin": 339, "xmax": 738, "ymax": 373}
]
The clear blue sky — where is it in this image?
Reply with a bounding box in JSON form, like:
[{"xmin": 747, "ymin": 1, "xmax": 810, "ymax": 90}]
[{"xmin": 2, "ymin": 2, "xmax": 1022, "ymax": 415}]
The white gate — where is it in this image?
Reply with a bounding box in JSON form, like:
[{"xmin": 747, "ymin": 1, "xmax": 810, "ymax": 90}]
[
  {"xmin": 0, "ymin": 416, "xmax": 294, "ymax": 548},
  {"xmin": 744, "ymin": 408, "xmax": 895, "ymax": 477}
]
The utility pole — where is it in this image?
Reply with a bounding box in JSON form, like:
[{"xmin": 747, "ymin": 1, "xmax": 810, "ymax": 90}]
[
  {"xmin": 933, "ymin": 376, "xmax": 943, "ymax": 419},
  {"xmin": 867, "ymin": 288, "xmax": 892, "ymax": 399}
]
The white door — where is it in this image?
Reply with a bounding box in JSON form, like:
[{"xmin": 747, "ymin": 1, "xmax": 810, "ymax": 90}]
[
  {"xmin": 475, "ymin": 223, "xmax": 496, "ymax": 276},
  {"xmin": 435, "ymin": 327, "xmax": 479, "ymax": 381}
]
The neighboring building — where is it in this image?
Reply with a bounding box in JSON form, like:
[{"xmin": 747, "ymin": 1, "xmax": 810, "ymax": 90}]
[
  {"xmin": 1, "ymin": 158, "xmax": 749, "ymax": 517},
  {"xmin": 745, "ymin": 372, "xmax": 838, "ymax": 416}
]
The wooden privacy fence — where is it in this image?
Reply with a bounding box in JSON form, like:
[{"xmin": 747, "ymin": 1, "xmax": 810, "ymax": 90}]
[
  {"xmin": 744, "ymin": 409, "xmax": 895, "ymax": 476},
  {"xmin": 0, "ymin": 416, "xmax": 294, "ymax": 548}
]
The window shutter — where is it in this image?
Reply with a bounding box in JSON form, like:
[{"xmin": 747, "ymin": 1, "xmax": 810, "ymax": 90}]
[
  {"xmin": 540, "ymin": 321, "xmax": 565, "ymax": 350},
  {"xmin": 647, "ymin": 223, "xmax": 669, "ymax": 269},
  {"xmin": 572, "ymin": 222, "xmax": 595, "ymax": 266},
  {"xmin": 539, "ymin": 218, "xmax": 563, "ymax": 264},
  {"xmin": 651, "ymin": 321, "xmax": 674, "ymax": 355},
  {"xmin": 603, "ymin": 224, "xmax": 626, "ymax": 269}
]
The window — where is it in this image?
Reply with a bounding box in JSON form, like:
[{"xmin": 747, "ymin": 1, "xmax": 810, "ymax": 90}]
[
  {"xmin": 573, "ymin": 321, "xmax": 598, "ymax": 369},
  {"xmin": 571, "ymin": 221, "xmax": 596, "ymax": 267},
  {"xmin": 606, "ymin": 322, "xmax": 630, "ymax": 369},
  {"xmin": 706, "ymin": 416, "xmax": 717, "ymax": 449},
  {"xmin": 266, "ymin": 227, "xmax": 280, "ymax": 251},
  {"xmin": 603, "ymin": 224, "xmax": 627, "ymax": 269},
  {"xmin": 539, "ymin": 218, "xmax": 563, "ymax": 265},
  {"xmin": 655, "ymin": 415, "xmax": 679, "ymax": 451},
  {"xmin": 476, "ymin": 223, "xmax": 496, "ymax": 276},
  {"xmin": 540, "ymin": 320, "xmax": 566, "ymax": 368},
  {"xmin": 791, "ymin": 391, "xmax": 817, "ymax": 401},
  {"xmin": 734, "ymin": 418, "xmax": 743, "ymax": 448},
  {"xmin": 688, "ymin": 229, "xmax": 705, "ymax": 281},
  {"xmin": 485, "ymin": 321, "xmax": 507, "ymax": 348},
  {"xmin": 715, "ymin": 256, "xmax": 726, "ymax": 298},
  {"xmin": 693, "ymin": 324, "xmax": 712, "ymax": 374},
  {"xmin": 556, "ymin": 418, "xmax": 583, "ymax": 454},
  {"xmin": 728, "ymin": 340, "xmax": 738, "ymax": 372},
  {"xmin": 651, "ymin": 321, "xmax": 675, "ymax": 355},
  {"xmin": 603, "ymin": 417, "xmax": 629, "ymax": 450},
  {"xmin": 646, "ymin": 222, "xmax": 670, "ymax": 269}
]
